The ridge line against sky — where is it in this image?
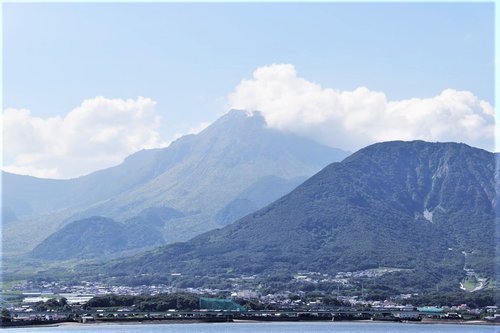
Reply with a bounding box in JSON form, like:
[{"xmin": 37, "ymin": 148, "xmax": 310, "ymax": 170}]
[{"xmin": 1, "ymin": 2, "xmax": 496, "ymax": 179}]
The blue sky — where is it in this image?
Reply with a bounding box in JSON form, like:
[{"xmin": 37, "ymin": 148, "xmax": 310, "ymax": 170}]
[{"xmin": 2, "ymin": 2, "xmax": 496, "ymax": 178}]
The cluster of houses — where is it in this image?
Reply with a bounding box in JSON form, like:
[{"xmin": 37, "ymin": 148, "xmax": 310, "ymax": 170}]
[{"xmin": 2, "ymin": 279, "xmax": 498, "ymax": 324}]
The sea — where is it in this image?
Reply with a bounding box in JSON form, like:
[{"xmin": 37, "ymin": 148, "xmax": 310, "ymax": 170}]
[{"xmin": 1, "ymin": 322, "xmax": 498, "ymax": 333}]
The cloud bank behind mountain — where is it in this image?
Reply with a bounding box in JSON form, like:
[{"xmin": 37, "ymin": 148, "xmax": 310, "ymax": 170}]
[
  {"xmin": 228, "ymin": 64, "xmax": 494, "ymax": 153},
  {"xmin": 3, "ymin": 64, "xmax": 494, "ymax": 179}
]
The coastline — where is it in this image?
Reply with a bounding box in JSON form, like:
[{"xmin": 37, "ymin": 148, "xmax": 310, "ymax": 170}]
[{"xmin": 4, "ymin": 318, "xmax": 498, "ymax": 329}]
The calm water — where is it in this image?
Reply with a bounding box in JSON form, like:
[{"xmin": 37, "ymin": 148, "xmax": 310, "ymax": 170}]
[{"xmin": 1, "ymin": 322, "xmax": 498, "ymax": 333}]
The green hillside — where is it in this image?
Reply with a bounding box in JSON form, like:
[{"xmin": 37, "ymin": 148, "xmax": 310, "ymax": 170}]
[{"xmin": 31, "ymin": 207, "xmax": 183, "ymax": 260}]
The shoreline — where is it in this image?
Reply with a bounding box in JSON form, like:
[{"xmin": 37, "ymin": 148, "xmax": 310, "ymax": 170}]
[{"xmin": 3, "ymin": 318, "xmax": 499, "ymax": 329}]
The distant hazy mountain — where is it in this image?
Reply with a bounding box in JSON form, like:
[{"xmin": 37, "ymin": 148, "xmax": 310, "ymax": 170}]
[
  {"xmin": 215, "ymin": 175, "xmax": 306, "ymax": 226},
  {"xmin": 98, "ymin": 141, "xmax": 496, "ymax": 293},
  {"xmin": 2, "ymin": 148, "xmax": 165, "ymax": 216},
  {"xmin": 4, "ymin": 110, "xmax": 349, "ymax": 256}
]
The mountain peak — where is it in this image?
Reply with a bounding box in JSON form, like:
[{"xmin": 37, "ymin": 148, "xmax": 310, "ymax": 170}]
[
  {"xmin": 207, "ymin": 109, "xmax": 267, "ymax": 133},
  {"xmin": 225, "ymin": 109, "xmax": 264, "ymax": 119}
]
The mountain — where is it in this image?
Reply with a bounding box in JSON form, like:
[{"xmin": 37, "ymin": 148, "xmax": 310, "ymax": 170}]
[
  {"xmin": 31, "ymin": 216, "xmax": 149, "ymax": 260},
  {"xmin": 32, "ymin": 207, "xmax": 183, "ymax": 260},
  {"xmin": 94, "ymin": 141, "xmax": 497, "ymax": 294},
  {"xmin": 4, "ymin": 110, "xmax": 349, "ymax": 256}
]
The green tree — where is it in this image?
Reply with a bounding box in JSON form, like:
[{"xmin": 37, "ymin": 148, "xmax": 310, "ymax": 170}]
[
  {"xmin": 59, "ymin": 297, "xmax": 68, "ymax": 307},
  {"xmin": 1, "ymin": 308, "xmax": 11, "ymax": 323}
]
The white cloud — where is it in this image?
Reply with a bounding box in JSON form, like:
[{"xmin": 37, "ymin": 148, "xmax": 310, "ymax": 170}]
[
  {"xmin": 2, "ymin": 96, "xmax": 168, "ymax": 179},
  {"xmin": 228, "ymin": 64, "xmax": 495, "ymax": 152}
]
